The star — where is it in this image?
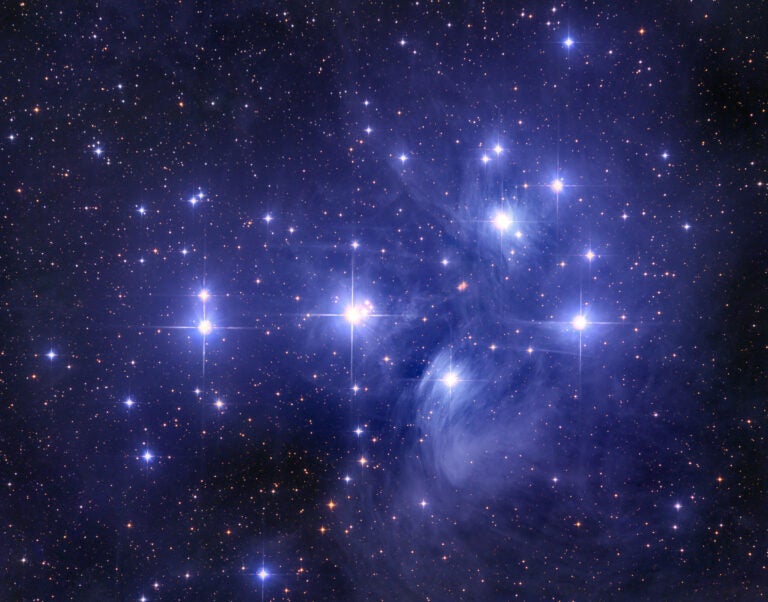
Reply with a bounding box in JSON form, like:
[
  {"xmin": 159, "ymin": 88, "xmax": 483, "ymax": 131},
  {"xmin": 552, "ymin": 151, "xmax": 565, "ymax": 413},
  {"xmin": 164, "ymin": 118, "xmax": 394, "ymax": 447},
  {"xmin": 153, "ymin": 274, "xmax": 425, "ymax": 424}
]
[
  {"xmin": 550, "ymin": 178, "xmax": 564, "ymax": 193},
  {"xmin": 137, "ymin": 206, "xmax": 147, "ymax": 215},
  {"xmin": 354, "ymin": 427, "xmax": 364, "ymax": 436},
  {"xmin": 46, "ymin": 349, "xmax": 57, "ymax": 361},
  {"xmin": 264, "ymin": 214, "xmax": 273, "ymax": 224},
  {"xmin": 564, "ymin": 36, "xmax": 574, "ymax": 48},
  {"xmin": 93, "ymin": 146, "xmax": 103, "ymax": 156},
  {"xmin": 442, "ymin": 371, "xmax": 459, "ymax": 388},
  {"xmin": 481, "ymin": 154, "xmax": 491, "ymax": 164},
  {"xmin": 683, "ymin": 223, "xmax": 691, "ymax": 231},
  {"xmin": 142, "ymin": 450, "xmax": 153, "ymax": 462},
  {"xmin": 493, "ymin": 211, "xmax": 513, "ymax": 232},
  {"xmin": 214, "ymin": 399, "xmax": 224, "ymax": 409},
  {"xmin": 419, "ymin": 499, "xmax": 428, "ymax": 508},
  {"xmin": 124, "ymin": 397, "xmax": 135, "ymax": 408},
  {"xmin": 257, "ymin": 567, "xmax": 269, "ymax": 580},
  {"xmin": 198, "ymin": 319, "xmax": 213, "ymax": 335},
  {"xmin": 344, "ymin": 302, "xmax": 372, "ymax": 325},
  {"xmin": 365, "ymin": 126, "xmax": 372, "ymax": 134},
  {"xmin": 585, "ymin": 250, "xmax": 595, "ymax": 261},
  {"xmin": 399, "ymin": 153, "xmax": 408, "ymax": 163},
  {"xmin": 572, "ymin": 314, "xmax": 588, "ymax": 331},
  {"xmin": 493, "ymin": 143, "xmax": 503, "ymax": 155},
  {"xmin": 198, "ymin": 289, "xmax": 210, "ymax": 302}
]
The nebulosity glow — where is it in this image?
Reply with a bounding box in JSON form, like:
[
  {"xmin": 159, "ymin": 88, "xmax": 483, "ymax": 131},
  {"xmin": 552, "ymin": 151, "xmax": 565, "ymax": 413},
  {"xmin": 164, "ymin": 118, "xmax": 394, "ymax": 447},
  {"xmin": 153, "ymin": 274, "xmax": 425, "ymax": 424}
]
[
  {"xmin": 572, "ymin": 314, "xmax": 588, "ymax": 331},
  {"xmin": 493, "ymin": 211, "xmax": 513, "ymax": 232},
  {"xmin": 198, "ymin": 319, "xmax": 213, "ymax": 335}
]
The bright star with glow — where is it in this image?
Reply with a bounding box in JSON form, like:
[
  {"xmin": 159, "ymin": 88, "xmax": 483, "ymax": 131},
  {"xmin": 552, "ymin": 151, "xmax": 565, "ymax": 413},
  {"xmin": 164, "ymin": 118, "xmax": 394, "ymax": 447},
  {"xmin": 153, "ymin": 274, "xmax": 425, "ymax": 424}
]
[
  {"xmin": 124, "ymin": 397, "xmax": 135, "ymax": 408},
  {"xmin": 481, "ymin": 154, "xmax": 491, "ymax": 164},
  {"xmin": 365, "ymin": 126, "xmax": 372, "ymax": 134},
  {"xmin": 264, "ymin": 214, "xmax": 273, "ymax": 224},
  {"xmin": 564, "ymin": 37, "xmax": 574, "ymax": 48},
  {"xmin": 46, "ymin": 349, "xmax": 57, "ymax": 361},
  {"xmin": 420, "ymin": 499, "xmax": 428, "ymax": 508},
  {"xmin": 354, "ymin": 427, "xmax": 364, "ymax": 437},
  {"xmin": 214, "ymin": 399, "xmax": 224, "ymax": 409},
  {"xmin": 493, "ymin": 211, "xmax": 513, "ymax": 232},
  {"xmin": 493, "ymin": 143, "xmax": 503, "ymax": 155},
  {"xmin": 137, "ymin": 206, "xmax": 147, "ymax": 215},
  {"xmin": 683, "ymin": 223, "xmax": 691, "ymax": 231},
  {"xmin": 551, "ymin": 178, "xmax": 564, "ymax": 193},
  {"xmin": 198, "ymin": 289, "xmax": 210, "ymax": 302},
  {"xmin": 93, "ymin": 146, "xmax": 103, "ymax": 156},
  {"xmin": 257, "ymin": 567, "xmax": 269, "ymax": 580},
  {"xmin": 399, "ymin": 153, "xmax": 408, "ymax": 163},
  {"xmin": 662, "ymin": 152, "xmax": 669, "ymax": 160},
  {"xmin": 572, "ymin": 314, "xmax": 588, "ymax": 331},
  {"xmin": 344, "ymin": 301, "xmax": 372, "ymax": 325},
  {"xmin": 585, "ymin": 250, "xmax": 595, "ymax": 261},
  {"xmin": 198, "ymin": 319, "xmax": 213, "ymax": 335},
  {"xmin": 142, "ymin": 450, "xmax": 153, "ymax": 462},
  {"xmin": 442, "ymin": 371, "xmax": 459, "ymax": 388}
]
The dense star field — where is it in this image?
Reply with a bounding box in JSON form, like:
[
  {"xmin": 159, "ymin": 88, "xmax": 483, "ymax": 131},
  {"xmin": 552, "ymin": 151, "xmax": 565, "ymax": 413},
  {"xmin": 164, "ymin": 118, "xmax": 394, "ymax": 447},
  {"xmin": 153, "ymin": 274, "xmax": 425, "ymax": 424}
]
[{"xmin": 2, "ymin": 1, "xmax": 766, "ymax": 600}]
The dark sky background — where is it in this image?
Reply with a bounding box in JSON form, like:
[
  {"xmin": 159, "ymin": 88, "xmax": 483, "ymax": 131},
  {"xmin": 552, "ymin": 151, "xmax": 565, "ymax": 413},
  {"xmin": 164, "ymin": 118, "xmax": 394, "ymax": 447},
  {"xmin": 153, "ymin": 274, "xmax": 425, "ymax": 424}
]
[{"xmin": 2, "ymin": 1, "xmax": 766, "ymax": 600}]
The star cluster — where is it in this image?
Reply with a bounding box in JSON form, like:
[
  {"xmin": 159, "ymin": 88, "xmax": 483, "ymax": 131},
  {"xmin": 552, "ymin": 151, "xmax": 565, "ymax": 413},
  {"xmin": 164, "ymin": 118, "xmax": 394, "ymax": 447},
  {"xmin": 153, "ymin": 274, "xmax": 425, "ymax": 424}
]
[{"xmin": 2, "ymin": 2, "xmax": 766, "ymax": 600}]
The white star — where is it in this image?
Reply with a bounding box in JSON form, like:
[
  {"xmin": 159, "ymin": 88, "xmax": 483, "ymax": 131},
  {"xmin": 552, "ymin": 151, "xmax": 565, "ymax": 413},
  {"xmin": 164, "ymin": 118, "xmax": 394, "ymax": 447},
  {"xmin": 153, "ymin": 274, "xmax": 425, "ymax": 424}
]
[
  {"xmin": 493, "ymin": 143, "xmax": 503, "ymax": 155},
  {"xmin": 198, "ymin": 289, "xmax": 210, "ymax": 302},
  {"xmin": 564, "ymin": 37, "xmax": 574, "ymax": 48},
  {"xmin": 399, "ymin": 153, "xmax": 408, "ymax": 163},
  {"xmin": 124, "ymin": 397, "xmax": 135, "ymax": 408},
  {"xmin": 442, "ymin": 371, "xmax": 459, "ymax": 388},
  {"xmin": 46, "ymin": 350, "xmax": 57, "ymax": 361},
  {"xmin": 493, "ymin": 211, "xmax": 513, "ymax": 232},
  {"xmin": 481, "ymin": 154, "xmax": 491, "ymax": 164},
  {"xmin": 258, "ymin": 567, "xmax": 269, "ymax": 580},
  {"xmin": 198, "ymin": 319, "xmax": 213, "ymax": 335},
  {"xmin": 550, "ymin": 178, "xmax": 564, "ymax": 193},
  {"xmin": 572, "ymin": 314, "xmax": 587, "ymax": 331},
  {"xmin": 142, "ymin": 450, "xmax": 153, "ymax": 462},
  {"xmin": 585, "ymin": 250, "xmax": 595, "ymax": 261}
]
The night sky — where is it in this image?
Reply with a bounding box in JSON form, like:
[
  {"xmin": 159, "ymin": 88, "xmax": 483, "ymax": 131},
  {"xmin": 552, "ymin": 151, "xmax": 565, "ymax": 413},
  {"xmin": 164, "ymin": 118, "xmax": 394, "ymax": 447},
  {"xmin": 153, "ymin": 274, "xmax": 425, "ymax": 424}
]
[{"xmin": 2, "ymin": 1, "xmax": 766, "ymax": 600}]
